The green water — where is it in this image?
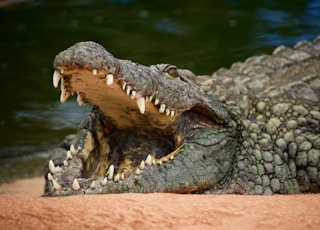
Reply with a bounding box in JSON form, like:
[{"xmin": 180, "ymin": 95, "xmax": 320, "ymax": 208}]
[{"xmin": 0, "ymin": 0, "xmax": 319, "ymax": 182}]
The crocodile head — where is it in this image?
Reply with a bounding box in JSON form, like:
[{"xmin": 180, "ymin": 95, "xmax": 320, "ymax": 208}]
[
  {"xmin": 46, "ymin": 41, "xmax": 237, "ymax": 195},
  {"xmin": 53, "ymin": 42, "xmax": 229, "ymax": 133}
]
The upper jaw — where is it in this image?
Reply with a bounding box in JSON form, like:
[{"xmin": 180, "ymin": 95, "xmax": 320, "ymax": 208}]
[
  {"xmin": 52, "ymin": 65, "xmax": 184, "ymax": 115},
  {"xmin": 51, "ymin": 65, "xmax": 186, "ymax": 133}
]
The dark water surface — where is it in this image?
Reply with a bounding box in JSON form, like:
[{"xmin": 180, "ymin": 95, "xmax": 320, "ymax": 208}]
[{"xmin": 0, "ymin": 0, "xmax": 319, "ymax": 182}]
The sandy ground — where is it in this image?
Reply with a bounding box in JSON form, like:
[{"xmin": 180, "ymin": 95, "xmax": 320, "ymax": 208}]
[{"xmin": 0, "ymin": 177, "xmax": 319, "ymax": 230}]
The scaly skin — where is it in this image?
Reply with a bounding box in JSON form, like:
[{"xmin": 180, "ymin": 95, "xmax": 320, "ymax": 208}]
[{"xmin": 45, "ymin": 36, "xmax": 320, "ymax": 196}]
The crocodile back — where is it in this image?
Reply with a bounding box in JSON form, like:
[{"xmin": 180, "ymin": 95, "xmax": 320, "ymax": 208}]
[{"xmin": 199, "ymin": 35, "xmax": 320, "ymax": 105}]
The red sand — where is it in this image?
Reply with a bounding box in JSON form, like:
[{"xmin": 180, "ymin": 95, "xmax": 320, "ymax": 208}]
[{"xmin": 0, "ymin": 177, "xmax": 319, "ymax": 230}]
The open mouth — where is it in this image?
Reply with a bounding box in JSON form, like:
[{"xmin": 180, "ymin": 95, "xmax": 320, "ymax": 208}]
[{"xmin": 50, "ymin": 64, "xmax": 186, "ymax": 181}]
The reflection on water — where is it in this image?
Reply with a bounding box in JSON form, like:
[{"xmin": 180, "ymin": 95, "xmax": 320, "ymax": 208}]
[{"xmin": 0, "ymin": 0, "xmax": 319, "ymax": 182}]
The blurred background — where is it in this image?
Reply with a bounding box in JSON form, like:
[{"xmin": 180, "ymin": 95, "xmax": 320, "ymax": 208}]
[{"xmin": 0, "ymin": 0, "xmax": 319, "ymax": 183}]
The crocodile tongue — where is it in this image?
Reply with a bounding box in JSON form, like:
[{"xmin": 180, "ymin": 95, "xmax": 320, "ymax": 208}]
[{"xmin": 52, "ymin": 67, "xmax": 177, "ymax": 134}]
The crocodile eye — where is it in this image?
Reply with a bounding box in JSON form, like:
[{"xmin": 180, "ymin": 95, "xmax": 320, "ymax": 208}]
[
  {"xmin": 163, "ymin": 65, "xmax": 179, "ymax": 79},
  {"xmin": 167, "ymin": 66, "xmax": 178, "ymax": 78}
]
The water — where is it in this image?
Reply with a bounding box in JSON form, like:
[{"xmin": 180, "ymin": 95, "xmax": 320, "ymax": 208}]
[{"xmin": 0, "ymin": 0, "xmax": 319, "ymax": 182}]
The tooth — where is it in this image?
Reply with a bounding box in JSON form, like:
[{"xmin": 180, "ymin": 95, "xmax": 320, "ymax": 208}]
[
  {"xmin": 122, "ymin": 81, "xmax": 126, "ymax": 90},
  {"xmin": 92, "ymin": 69, "xmax": 97, "ymax": 75},
  {"xmin": 60, "ymin": 90, "xmax": 70, "ymax": 103},
  {"xmin": 139, "ymin": 160, "xmax": 145, "ymax": 170},
  {"xmin": 60, "ymin": 77, "xmax": 66, "ymax": 89},
  {"xmin": 121, "ymin": 173, "xmax": 124, "ymax": 180},
  {"xmin": 106, "ymin": 74, "xmax": 114, "ymax": 85},
  {"xmin": 152, "ymin": 159, "xmax": 156, "ymax": 165},
  {"xmin": 170, "ymin": 110, "xmax": 175, "ymax": 116},
  {"xmin": 135, "ymin": 168, "xmax": 140, "ymax": 175},
  {"xmin": 77, "ymin": 93, "xmax": 85, "ymax": 106},
  {"xmin": 66, "ymin": 151, "xmax": 72, "ymax": 160},
  {"xmin": 49, "ymin": 160, "xmax": 57, "ymax": 174},
  {"xmin": 165, "ymin": 108, "xmax": 170, "ymax": 116},
  {"xmin": 72, "ymin": 179, "xmax": 80, "ymax": 191},
  {"xmin": 114, "ymin": 174, "xmax": 120, "ymax": 182},
  {"xmin": 126, "ymin": 86, "xmax": 131, "ymax": 95},
  {"xmin": 70, "ymin": 144, "xmax": 77, "ymax": 154},
  {"xmin": 131, "ymin": 90, "xmax": 136, "ymax": 99},
  {"xmin": 159, "ymin": 104, "xmax": 166, "ymax": 113},
  {"xmin": 170, "ymin": 155, "xmax": 174, "ymax": 160},
  {"xmin": 60, "ymin": 78, "xmax": 70, "ymax": 103},
  {"xmin": 107, "ymin": 164, "xmax": 114, "ymax": 180},
  {"xmin": 52, "ymin": 179, "xmax": 62, "ymax": 190},
  {"xmin": 63, "ymin": 160, "xmax": 68, "ymax": 167},
  {"xmin": 148, "ymin": 95, "xmax": 154, "ymax": 102},
  {"xmin": 101, "ymin": 177, "xmax": 107, "ymax": 186},
  {"xmin": 90, "ymin": 181, "xmax": 96, "ymax": 189},
  {"xmin": 154, "ymin": 98, "xmax": 160, "ymax": 105},
  {"xmin": 60, "ymin": 69, "xmax": 64, "ymax": 74},
  {"xmin": 56, "ymin": 166, "xmax": 63, "ymax": 172},
  {"xmin": 53, "ymin": 70, "xmax": 62, "ymax": 88},
  {"xmin": 47, "ymin": 173, "xmax": 53, "ymax": 181},
  {"xmin": 136, "ymin": 97, "xmax": 146, "ymax": 114},
  {"xmin": 145, "ymin": 154, "xmax": 152, "ymax": 166}
]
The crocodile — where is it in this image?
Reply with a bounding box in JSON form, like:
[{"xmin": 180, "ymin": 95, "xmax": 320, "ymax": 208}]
[{"xmin": 45, "ymin": 36, "xmax": 320, "ymax": 196}]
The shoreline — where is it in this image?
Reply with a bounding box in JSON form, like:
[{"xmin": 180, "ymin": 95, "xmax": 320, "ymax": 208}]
[{"xmin": 0, "ymin": 177, "xmax": 320, "ymax": 229}]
